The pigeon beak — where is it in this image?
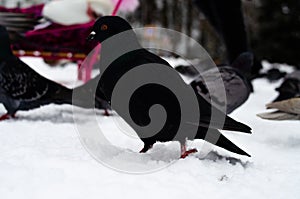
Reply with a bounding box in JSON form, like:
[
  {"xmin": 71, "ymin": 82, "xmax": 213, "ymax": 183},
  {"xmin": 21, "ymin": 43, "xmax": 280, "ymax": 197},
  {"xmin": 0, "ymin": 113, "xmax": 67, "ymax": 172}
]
[{"xmin": 86, "ymin": 31, "xmax": 96, "ymax": 42}]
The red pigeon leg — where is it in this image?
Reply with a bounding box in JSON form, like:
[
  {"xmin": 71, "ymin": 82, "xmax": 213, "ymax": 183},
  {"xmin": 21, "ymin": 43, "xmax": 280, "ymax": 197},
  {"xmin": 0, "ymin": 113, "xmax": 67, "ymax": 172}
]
[
  {"xmin": 0, "ymin": 113, "xmax": 16, "ymax": 121},
  {"xmin": 180, "ymin": 144, "xmax": 198, "ymax": 159},
  {"xmin": 103, "ymin": 109, "xmax": 110, "ymax": 116}
]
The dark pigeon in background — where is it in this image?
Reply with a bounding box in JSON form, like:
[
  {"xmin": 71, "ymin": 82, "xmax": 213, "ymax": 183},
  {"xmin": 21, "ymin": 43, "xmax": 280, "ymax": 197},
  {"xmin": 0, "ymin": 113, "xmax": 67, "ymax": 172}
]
[
  {"xmin": 0, "ymin": 25, "xmax": 109, "ymax": 120},
  {"xmin": 87, "ymin": 16, "xmax": 252, "ymax": 158},
  {"xmin": 273, "ymin": 70, "xmax": 300, "ymax": 102},
  {"xmin": 175, "ymin": 52, "xmax": 253, "ymax": 114},
  {"xmin": 264, "ymin": 68, "xmax": 287, "ymax": 82},
  {"xmin": 252, "ymin": 67, "xmax": 287, "ymax": 82}
]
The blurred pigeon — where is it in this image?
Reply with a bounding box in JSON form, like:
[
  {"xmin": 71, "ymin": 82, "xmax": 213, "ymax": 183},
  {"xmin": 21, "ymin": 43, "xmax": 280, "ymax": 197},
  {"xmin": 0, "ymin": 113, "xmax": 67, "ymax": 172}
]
[
  {"xmin": 0, "ymin": 25, "xmax": 109, "ymax": 121},
  {"xmin": 265, "ymin": 68, "xmax": 287, "ymax": 82},
  {"xmin": 175, "ymin": 52, "xmax": 253, "ymax": 114},
  {"xmin": 273, "ymin": 70, "xmax": 300, "ymax": 102},
  {"xmin": 88, "ymin": 16, "xmax": 252, "ymax": 158}
]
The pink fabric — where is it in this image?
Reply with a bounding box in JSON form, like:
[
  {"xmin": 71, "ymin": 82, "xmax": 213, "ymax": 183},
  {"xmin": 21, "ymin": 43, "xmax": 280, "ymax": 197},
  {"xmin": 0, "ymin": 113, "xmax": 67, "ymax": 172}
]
[
  {"xmin": 1, "ymin": 1, "xmax": 134, "ymax": 82},
  {"xmin": 1, "ymin": 4, "xmax": 98, "ymax": 82},
  {"xmin": 13, "ymin": 22, "xmax": 97, "ymax": 56}
]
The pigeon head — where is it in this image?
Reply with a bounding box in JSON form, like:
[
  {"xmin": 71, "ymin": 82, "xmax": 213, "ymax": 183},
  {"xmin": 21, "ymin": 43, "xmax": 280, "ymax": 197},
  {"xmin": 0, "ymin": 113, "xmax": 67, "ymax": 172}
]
[
  {"xmin": 87, "ymin": 16, "xmax": 134, "ymax": 43},
  {"xmin": 0, "ymin": 25, "xmax": 13, "ymax": 59}
]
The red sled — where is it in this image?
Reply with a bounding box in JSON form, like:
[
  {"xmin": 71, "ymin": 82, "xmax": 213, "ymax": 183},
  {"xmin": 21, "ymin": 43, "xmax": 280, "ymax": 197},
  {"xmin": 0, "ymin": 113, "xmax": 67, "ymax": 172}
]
[{"xmin": 0, "ymin": 4, "xmax": 99, "ymax": 82}]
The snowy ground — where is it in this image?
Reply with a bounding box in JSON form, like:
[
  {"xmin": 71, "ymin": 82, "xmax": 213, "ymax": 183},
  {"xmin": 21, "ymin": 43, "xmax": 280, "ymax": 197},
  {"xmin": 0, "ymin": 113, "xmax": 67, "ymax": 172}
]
[{"xmin": 0, "ymin": 57, "xmax": 299, "ymax": 199}]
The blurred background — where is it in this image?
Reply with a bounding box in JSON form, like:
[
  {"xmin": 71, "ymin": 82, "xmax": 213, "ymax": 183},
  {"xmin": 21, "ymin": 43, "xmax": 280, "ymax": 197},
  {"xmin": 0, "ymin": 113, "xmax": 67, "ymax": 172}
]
[
  {"xmin": 1, "ymin": 2, "xmax": 300, "ymax": 194},
  {"xmin": 131, "ymin": 0, "xmax": 300, "ymax": 67},
  {"xmin": 1, "ymin": 0, "xmax": 299, "ymax": 68}
]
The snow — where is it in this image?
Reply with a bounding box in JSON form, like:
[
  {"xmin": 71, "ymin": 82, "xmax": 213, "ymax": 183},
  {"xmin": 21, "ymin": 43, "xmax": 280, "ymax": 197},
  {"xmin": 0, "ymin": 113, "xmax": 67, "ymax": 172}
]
[{"xmin": 1, "ymin": 57, "xmax": 300, "ymax": 199}]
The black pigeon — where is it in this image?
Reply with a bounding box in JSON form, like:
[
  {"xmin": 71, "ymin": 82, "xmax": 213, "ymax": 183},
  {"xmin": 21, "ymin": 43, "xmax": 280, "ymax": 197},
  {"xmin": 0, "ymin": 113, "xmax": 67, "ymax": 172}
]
[
  {"xmin": 175, "ymin": 52, "xmax": 253, "ymax": 114},
  {"xmin": 273, "ymin": 70, "xmax": 300, "ymax": 102},
  {"xmin": 265, "ymin": 68, "xmax": 287, "ymax": 82},
  {"xmin": 88, "ymin": 16, "xmax": 252, "ymax": 157},
  {"xmin": 253, "ymin": 67, "xmax": 287, "ymax": 82},
  {"xmin": 0, "ymin": 25, "xmax": 109, "ymax": 120}
]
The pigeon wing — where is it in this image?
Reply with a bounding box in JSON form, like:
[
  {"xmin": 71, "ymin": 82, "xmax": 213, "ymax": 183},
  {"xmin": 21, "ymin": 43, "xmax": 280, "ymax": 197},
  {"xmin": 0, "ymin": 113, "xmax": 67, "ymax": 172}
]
[{"xmin": 0, "ymin": 58, "xmax": 49, "ymax": 101}]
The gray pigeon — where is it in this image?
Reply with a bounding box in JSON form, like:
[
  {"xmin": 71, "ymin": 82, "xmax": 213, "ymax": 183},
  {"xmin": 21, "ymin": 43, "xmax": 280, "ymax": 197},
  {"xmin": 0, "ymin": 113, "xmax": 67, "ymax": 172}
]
[{"xmin": 176, "ymin": 52, "xmax": 253, "ymax": 114}]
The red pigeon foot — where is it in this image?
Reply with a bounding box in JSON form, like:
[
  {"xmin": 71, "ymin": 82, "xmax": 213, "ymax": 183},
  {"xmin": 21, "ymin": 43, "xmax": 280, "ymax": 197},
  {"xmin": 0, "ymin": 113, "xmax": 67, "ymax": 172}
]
[
  {"xmin": 180, "ymin": 144, "xmax": 198, "ymax": 158},
  {"xmin": 0, "ymin": 113, "xmax": 16, "ymax": 121},
  {"xmin": 180, "ymin": 149, "xmax": 198, "ymax": 159},
  {"xmin": 103, "ymin": 109, "xmax": 110, "ymax": 116}
]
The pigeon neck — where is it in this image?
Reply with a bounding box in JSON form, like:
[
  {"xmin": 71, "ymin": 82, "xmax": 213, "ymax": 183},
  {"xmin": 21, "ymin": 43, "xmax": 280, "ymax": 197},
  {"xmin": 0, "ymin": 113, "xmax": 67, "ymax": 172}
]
[
  {"xmin": 99, "ymin": 34, "xmax": 141, "ymax": 73},
  {"xmin": 101, "ymin": 32, "xmax": 141, "ymax": 55}
]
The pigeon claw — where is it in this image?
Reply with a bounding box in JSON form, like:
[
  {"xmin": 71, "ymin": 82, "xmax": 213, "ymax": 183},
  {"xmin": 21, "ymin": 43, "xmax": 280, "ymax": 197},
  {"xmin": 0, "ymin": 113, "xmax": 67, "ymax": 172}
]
[
  {"xmin": 180, "ymin": 144, "xmax": 198, "ymax": 158},
  {"xmin": 180, "ymin": 148, "xmax": 198, "ymax": 159},
  {"xmin": 103, "ymin": 109, "xmax": 110, "ymax": 117},
  {"xmin": 180, "ymin": 149, "xmax": 198, "ymax": 159},
  {"xmin": 0, "ymin": 113, "xmax": 16, "ymax": 121}
]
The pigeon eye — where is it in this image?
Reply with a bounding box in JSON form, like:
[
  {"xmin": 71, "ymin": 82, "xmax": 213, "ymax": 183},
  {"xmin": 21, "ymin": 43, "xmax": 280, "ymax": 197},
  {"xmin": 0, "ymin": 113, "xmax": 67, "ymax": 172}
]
[{"xmin": 101, "ymin": 24, "xmax": 108, "ymax": 31}]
